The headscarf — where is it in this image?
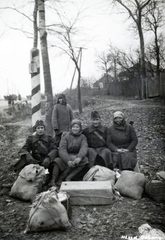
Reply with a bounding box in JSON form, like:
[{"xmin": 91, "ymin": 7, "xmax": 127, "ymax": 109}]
[
  {"xmin": 113, "ymin": 111, "xmax": 124, "ymax": 119},
  {"xmin": 113, "ymin": 111, "xmax": 126, "ymax": 130}
]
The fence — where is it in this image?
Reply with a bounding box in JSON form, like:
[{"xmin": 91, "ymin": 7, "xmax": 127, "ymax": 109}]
[
  {"xmin": 107, "ymin": 79, "xmax": 141, "ymax": 98},
  {"xmin": 160, "ymin": 72, "xmax": 165, "ymax": 98},
  {"xmin": 106, "ymin": 74, "xmax": 165, "ymax": 99}
]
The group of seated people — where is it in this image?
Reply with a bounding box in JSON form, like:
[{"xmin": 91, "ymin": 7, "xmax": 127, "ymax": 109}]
[{"xmin": 17, "ymin": 110, "xmax": 138, "ymax": 188}]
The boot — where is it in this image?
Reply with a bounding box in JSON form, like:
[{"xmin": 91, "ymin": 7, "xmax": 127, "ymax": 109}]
[
  {"xmin": 48, "ymin": 164, "xmax": 60, "ymax": 187},
  {"xmin": 66, "ymin": 165, "xmax": 86, "ymax": 181},
  {"xmin": 56, "ymin": 167, "xmax": 72, "ymax": 187}
]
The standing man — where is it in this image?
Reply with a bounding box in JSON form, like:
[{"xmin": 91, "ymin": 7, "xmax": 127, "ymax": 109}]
[
  {"xmin": 83, "ymin": 111, "xmax": 113, "ymax": 169},
  {"xmin": 52, "ymin": 94, "xmax": 73, "ymax": 147}
]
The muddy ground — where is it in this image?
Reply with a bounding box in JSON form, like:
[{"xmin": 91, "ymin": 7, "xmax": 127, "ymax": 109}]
[{"xmin": 0, "ymin": 96, "xmax": 165, "ymax": 240}]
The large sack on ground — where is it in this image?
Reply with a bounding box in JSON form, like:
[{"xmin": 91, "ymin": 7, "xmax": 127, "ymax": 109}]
[
  {"xmin": 25, "ymin": 188, "xmax": 71, "ymax": 232},
  {"xmin": 10, "ymin": 164, "xmax": 46, "ymax": 201},
  {"xmin": 83, "ymin": 165, "xmax": 116, "ymax": 184},
  {"xmin": 115, "ymin": 170, "xmax": 145, "ymax": 200},
  {"xmin": 156, "ymin": 171, "xmax": 165, "ymax": 180}
]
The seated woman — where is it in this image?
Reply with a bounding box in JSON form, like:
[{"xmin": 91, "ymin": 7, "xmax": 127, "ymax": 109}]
[
  {"xmin": 54, "ymin": 119, "xmax": 88, "ymax": 187},
  {"xmin": 107, "ymin": 111, "xmax": 138, "ymax": 171}
]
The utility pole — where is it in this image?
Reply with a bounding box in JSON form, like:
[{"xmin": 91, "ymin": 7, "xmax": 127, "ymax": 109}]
[
  {"xmin": 70, "ymin": 50, "xmax": 81, "ymax": 89},
  {"xmin": 70, "ymin": 47, "xmax": 87, "ymax": 89}
]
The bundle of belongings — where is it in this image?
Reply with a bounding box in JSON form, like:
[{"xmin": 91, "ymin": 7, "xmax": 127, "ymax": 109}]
[
  {"xmin": 83, "ymin": 165, "xmax": 116, "ymax": 184},
  {"xmin": 83, "ymin": 165, "xmax": 146, "ymax": 200},
  {"xmin": 145, "ymin": 170, "xmax": 165, "ymax": 202},
  {"xmin": 114, "ymin": 170, "xmax": 146, "ymax": 200},
  {"xmin": 10, "ymin": 164, "xmax": 46, "ymax": 201},
  {"xmin": 24, "ymin": 187, "xmax": 71, "ymax": 233}
]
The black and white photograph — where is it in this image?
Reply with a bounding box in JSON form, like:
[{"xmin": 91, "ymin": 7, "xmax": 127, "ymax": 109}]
[{"xmin": 0, "ymin": 0, "xmax": 165, "ymax": 239}]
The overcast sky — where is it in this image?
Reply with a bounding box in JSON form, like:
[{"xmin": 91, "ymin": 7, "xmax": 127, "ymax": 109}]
[{"xmin": 0, "ymin": 0, "xmax": 140, "ymax": 98}]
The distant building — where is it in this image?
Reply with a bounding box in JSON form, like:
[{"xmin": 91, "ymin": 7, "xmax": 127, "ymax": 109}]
[{"xmin": 93, "ymin": 74, "xmax": 114, "ymax": 88}]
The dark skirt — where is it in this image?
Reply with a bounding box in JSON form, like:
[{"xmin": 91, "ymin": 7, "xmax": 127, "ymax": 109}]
[{"xmin": 112, "ymin": 151, "xmax": 137, "ymax": 170}]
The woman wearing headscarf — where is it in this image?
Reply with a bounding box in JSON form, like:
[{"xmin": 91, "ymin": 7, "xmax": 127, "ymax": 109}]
[
  {"xmin": 52, "ymin": 119, "xmax": 88, "ymax": 187},
  {"xmin": 52, "ymin": 93, "xmax": 73, "ymax": 147},
  {"xmin": 107, "ymin": 111, "xmax": 138, "ymax": 171}
]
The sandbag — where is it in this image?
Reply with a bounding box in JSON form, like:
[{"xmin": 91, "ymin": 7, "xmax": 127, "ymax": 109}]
[
  {"xmin": 25, "ymin": 188, "xmax": 71, "ymax": 232},
  {"xmin": 115, "ymin": 170, "xmax": 145, "ymax": 200},
  {"xmin": 83, "ymin": 165, "xmax": 116, "ymax": 184},
  {"xmin": 156, "ymin": 171, "xmax": 165, "ymax": 180},
  {"xmin": 10, "ymin": 164, "xmax": 46, "ymax": 201}
]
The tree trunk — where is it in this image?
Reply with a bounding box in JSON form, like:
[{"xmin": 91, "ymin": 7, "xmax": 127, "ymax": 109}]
[
  {"xmin": 33, "ymin": 0, "xmax": 38, "ymax": 48},
  {"xmin": 38, "ymin": 0, "xmax": 53, "ymax": 135},
  {"xmin": 138, "ymin": 20, "xmax": 146, "ymax": 99},
  {"xmin": 77, "ymin": 48, "xmax": 82, "ymax": 113},
  {"xmin": 115, "ymin": 0, "xmax": 151, "ymax": 99},
  {"xmin": 77, "ymin": 68, "xmax": 82, "ymax": 113}
]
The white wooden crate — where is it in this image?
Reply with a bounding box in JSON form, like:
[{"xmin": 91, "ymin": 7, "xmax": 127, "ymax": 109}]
[{"xmin": 60, "ymin": 181, "xmax": 114, "ymax": 205}]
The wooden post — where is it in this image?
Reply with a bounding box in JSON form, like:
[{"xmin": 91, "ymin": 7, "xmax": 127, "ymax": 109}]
[{"xmin": 29, "ymin": 48, "xmax": 41, "ymax": 129}]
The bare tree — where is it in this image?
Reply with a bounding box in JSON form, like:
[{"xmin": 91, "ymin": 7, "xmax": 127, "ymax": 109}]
[
  {"xmin": 112, "ymin": 0, "xmax": 151, "ymax": 98},
  {"xmin": 48, "ymin": 9, "xmax": 85, "ymax": 113},
  {"xmin": 110, "ymin": 46, "xmax": 141, "ymax": 72},
  {"xmin": 97, "ymin": 44, "xmax": 140, "ymax": 81},
  {"xmin": 107, "ymin": 45, "xmax": 122, "ymax": 80},
  {"xmin": 38, "ymin": 0, "xmax": 53, "ymax": 135},
  {"xmin": 1, "ymin": 1, "xmax": 54, "ymax": 134},
  {"xmin": 144, "ymin": 0, "xmax": 165, "ymax": 76},
  {"xmin": 96, "ymin": 52, "xmax": 111, "ymax": 75}
]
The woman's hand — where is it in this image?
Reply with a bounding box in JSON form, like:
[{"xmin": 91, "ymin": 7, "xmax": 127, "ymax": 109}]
[
  {"xmin": 73, "ymin": 157, "xmax": 81, "ymax": 166},
  {"xmin": 68, "ymin": 161, "xmax": 76, "ymax": 168},
  {"xmin": 116, "ymin": 148, "xmax": 129, "ymax": 153}
]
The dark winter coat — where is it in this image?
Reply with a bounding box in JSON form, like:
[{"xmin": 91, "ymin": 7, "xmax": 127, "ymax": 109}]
[
  {"xmin": 58, "ymin": 132, "xmax": 88, "ymax": 166},
  {"xmin": 52, "ymin": 94, "xmax": 73, "ymax": 136},
  {"xmin": 107, "ymin": 123, "xmax": 138, "ymax": 170},
  {"xmin": 83, "ymin": 125, "xmax": 113, "ymax": 168},
  {"xmin": 19, "ymin": 133, "xmax": 58, "ymax": 165}
]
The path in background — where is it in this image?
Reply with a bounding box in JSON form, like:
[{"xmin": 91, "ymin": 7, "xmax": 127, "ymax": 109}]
[{"xmin": 0, "ymin": 99, "xmax": 8, "ymax": 110}]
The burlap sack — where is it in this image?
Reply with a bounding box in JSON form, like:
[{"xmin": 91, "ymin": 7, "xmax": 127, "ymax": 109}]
[
  {"xmin": 25, "ymin": 188, "xmax": 71, "ymax": 232},
  {"xmin": 83, "ymin": 165, "xmax": 116, "ymax": 184},
  {"xmin": 115, "ymin": 170, "xmax": 145, "ymax": 200},
  {"xmin": 10, "ymin": 164, "xmax": 46, "ymax": 201},
  {"xmin": 156, "ymin": 171, "xmax": 165, "ymax": 180}
]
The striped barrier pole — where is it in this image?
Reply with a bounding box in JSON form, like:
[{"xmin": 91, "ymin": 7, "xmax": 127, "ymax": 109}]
[{"xmin": 29, "ymin": 48, "xmax": 41, "ymax": 129}]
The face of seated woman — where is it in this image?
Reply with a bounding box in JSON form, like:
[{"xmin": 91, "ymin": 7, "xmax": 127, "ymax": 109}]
[
  {"xmin": 71, "ymin": 124, "xmax": 81, "ymax": 135},
  {"xmin": 114, "ymin": 117, "xmax": 123, "ymax": 125}
]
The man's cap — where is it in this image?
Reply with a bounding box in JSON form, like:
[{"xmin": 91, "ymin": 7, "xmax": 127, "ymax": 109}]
[
  {"xmin": 34, "ymin": 120, "xmax": 45, "ymax": 129},
  {"xmin": 91, "ymin": 111, "xmax": 100, "ymax": 119}
]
